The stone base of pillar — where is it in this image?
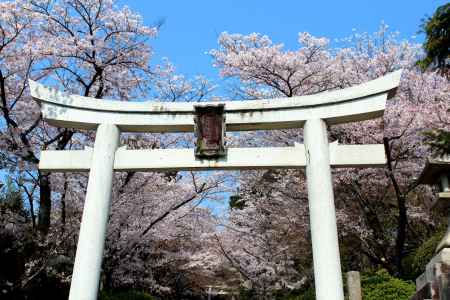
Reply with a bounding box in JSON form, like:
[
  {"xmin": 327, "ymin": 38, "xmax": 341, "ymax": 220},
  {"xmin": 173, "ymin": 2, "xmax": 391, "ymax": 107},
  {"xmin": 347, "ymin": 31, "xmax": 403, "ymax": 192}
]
[{"xmin": 411, "ymin": 248, "xmax": 450, "ymax": 300}]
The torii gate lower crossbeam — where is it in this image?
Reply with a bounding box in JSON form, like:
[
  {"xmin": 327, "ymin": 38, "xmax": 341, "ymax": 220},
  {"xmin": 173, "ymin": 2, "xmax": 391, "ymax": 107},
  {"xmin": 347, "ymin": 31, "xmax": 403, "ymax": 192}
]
[{"xmin": 29, "ymin": 70, "xmax": 402, "ymax": 300}]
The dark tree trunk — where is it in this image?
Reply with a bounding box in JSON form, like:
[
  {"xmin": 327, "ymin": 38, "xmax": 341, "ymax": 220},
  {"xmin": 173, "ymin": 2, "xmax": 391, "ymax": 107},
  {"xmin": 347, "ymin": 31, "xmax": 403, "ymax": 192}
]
[
  {"xmin": 394, "ymin": 194, "xmax": 407, "ymax": 276},
  {"xmin": 384, "ymin": 137, "xmax": 407, "ymax": 276},
  {"xmin": 61, "ymin": 177, "xmax": 67, "ymax": 232},
  {"xmin": 37, "ymin": 171, "xmax": 51, "ymax": 235}
]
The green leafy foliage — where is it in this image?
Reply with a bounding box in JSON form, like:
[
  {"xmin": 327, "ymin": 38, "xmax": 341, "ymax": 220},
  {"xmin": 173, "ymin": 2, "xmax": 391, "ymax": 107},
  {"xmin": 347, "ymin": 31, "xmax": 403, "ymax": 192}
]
[
  {"xmin": 417, "ymin": 3, "xmax": 450, "ymax": 72},
  {"xmin": 229, "ymin": 194, "xmax": 246, "ymax": 210},
  {"xmin": 238, "ymin": 288, "xmax": 258, "ymax": 300},
  {"xmin": 361, "ymin": 269, "xmax": 415, "ymax": 300},
  {"xmin": 239, "ymin": 287, "xmax": 315, "ymax": 300},
  {"xmin": 0, "ymin": 178, "xmax": 24, "ymax": 213},
  {"xmin": 403, "ymin": 228, "xmax": 445, "ymax": 280},
  {"xmin": 98, "ymin": 290, "xmax": 156, "ymax": 300},
  {"xmin": 275, "ymin": 294, "xmax": 307, "ymax": 300},
  {"xmin": 300, "ymin": 288, "xmax": 315, "ymax": 300},
  {"xmin": 273, "ymin": 287, "xmax": 315, "ymax": 300},
  {"xmin": 423, "ymin": 129, "xmax": 450, "ymax": 156}
]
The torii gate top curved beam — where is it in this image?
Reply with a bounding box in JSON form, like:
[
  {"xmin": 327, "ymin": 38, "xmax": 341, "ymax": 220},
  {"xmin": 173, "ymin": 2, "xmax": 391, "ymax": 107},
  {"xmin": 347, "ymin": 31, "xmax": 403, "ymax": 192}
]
[{"xmin": 29, "ymin": 70, "xmax": 401, "ymax": 132}]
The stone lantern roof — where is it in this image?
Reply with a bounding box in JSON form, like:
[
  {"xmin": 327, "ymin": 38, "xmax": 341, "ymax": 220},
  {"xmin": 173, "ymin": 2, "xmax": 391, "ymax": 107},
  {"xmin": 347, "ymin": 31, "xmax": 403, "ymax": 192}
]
[{"xmin": 418, "ymin": 156, "xmax": 450, "ymax": 201}]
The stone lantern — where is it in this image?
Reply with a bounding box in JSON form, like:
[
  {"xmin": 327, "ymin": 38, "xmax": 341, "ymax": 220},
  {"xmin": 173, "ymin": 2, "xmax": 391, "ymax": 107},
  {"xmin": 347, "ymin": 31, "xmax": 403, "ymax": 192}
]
[
  {"xmin": 418, "ymin": 156, "xmax": 450, "ymax": 204},
  {"xmin": 411, "ymin": 156, "xmax": 450, "ymax": 300},
  {"xmin": 417, "ymin": 156, "xmax": 450, "ymax": 252}
]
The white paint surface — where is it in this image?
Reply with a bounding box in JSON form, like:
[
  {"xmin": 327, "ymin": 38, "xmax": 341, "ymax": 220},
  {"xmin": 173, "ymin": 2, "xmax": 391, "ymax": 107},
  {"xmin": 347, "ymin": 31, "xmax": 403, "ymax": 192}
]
[
  {"xmin": 30, "ymin": 71, "xmax": 403, "ymax": 300},
  {"xmin": 68, "ymin": 124, "xmax": 120, "ymax": 300},
  {"xmin": 39, "ymin": 144, "xmax": 386, "ymax": 172},
  {"xmin": 304, "ymin": 119, "xmax": 344, "ymax": 300},
  {"xmin": 28, "ymin": 70, "xmax": 401, "ymax": 132}
]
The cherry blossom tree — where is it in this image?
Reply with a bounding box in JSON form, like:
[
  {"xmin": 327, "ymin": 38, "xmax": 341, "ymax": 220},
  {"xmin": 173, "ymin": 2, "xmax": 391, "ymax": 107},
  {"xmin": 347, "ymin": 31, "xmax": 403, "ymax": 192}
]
[
  {"xmin": 0, "ymin": 0, "xmax": 160, "ymax": 235},
  {"xmin": 0, "ymin": 0, "xmax": 225, "ymax": 297},
  {"xmin": 210, "ymin": 25, "xmax": 449, "ymax": 286},
  {"xmin": 0, "ymin": 0, "xmax": 43, "ymax": 231},
  {"xmin": 1, "ymin": 0, "xmax": 449, "ymax": 297},
  {"xmin": 101, "ymin": 171, "xmax": 227, "ymax": 292},
  {"xmin": 214, "ymin": 170, "xmax": 310, "ymax": 297}
]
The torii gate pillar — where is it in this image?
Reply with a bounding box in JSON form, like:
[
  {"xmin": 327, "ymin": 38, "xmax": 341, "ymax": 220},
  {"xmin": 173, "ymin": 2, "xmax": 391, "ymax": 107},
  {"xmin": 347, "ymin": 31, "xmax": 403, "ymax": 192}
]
[
  {"xmin": 29, "ymin": 70, "xmax": 402, "ymax": 300},
  {"xmin": 68, "ymin": 124, "xmax": 120, "ymax": 300},
  {"xmin": 305, "ymin": 119, "xmax": 344, "ymax": 300}
]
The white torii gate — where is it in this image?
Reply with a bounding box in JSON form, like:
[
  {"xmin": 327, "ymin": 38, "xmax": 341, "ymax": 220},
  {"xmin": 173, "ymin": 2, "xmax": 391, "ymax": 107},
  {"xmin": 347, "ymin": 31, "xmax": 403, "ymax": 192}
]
[{"xmin": 29, "ymin": 70, "xmax": 402, "ymax": 300}]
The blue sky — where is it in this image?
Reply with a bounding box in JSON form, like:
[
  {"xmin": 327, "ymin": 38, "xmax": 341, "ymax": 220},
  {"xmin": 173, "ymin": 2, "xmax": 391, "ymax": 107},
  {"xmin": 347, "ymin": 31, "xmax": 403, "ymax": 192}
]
[
  {"xmin": 118, "ymin": 0, "xmax": 448, "ymax": 82},
  {"xmin": 113, "ymin": 1, "xmax": 448, "ymax": 214},
  {"xmin": 3, "ymin": 1, "xmax": 447, "ymax": 213}
]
